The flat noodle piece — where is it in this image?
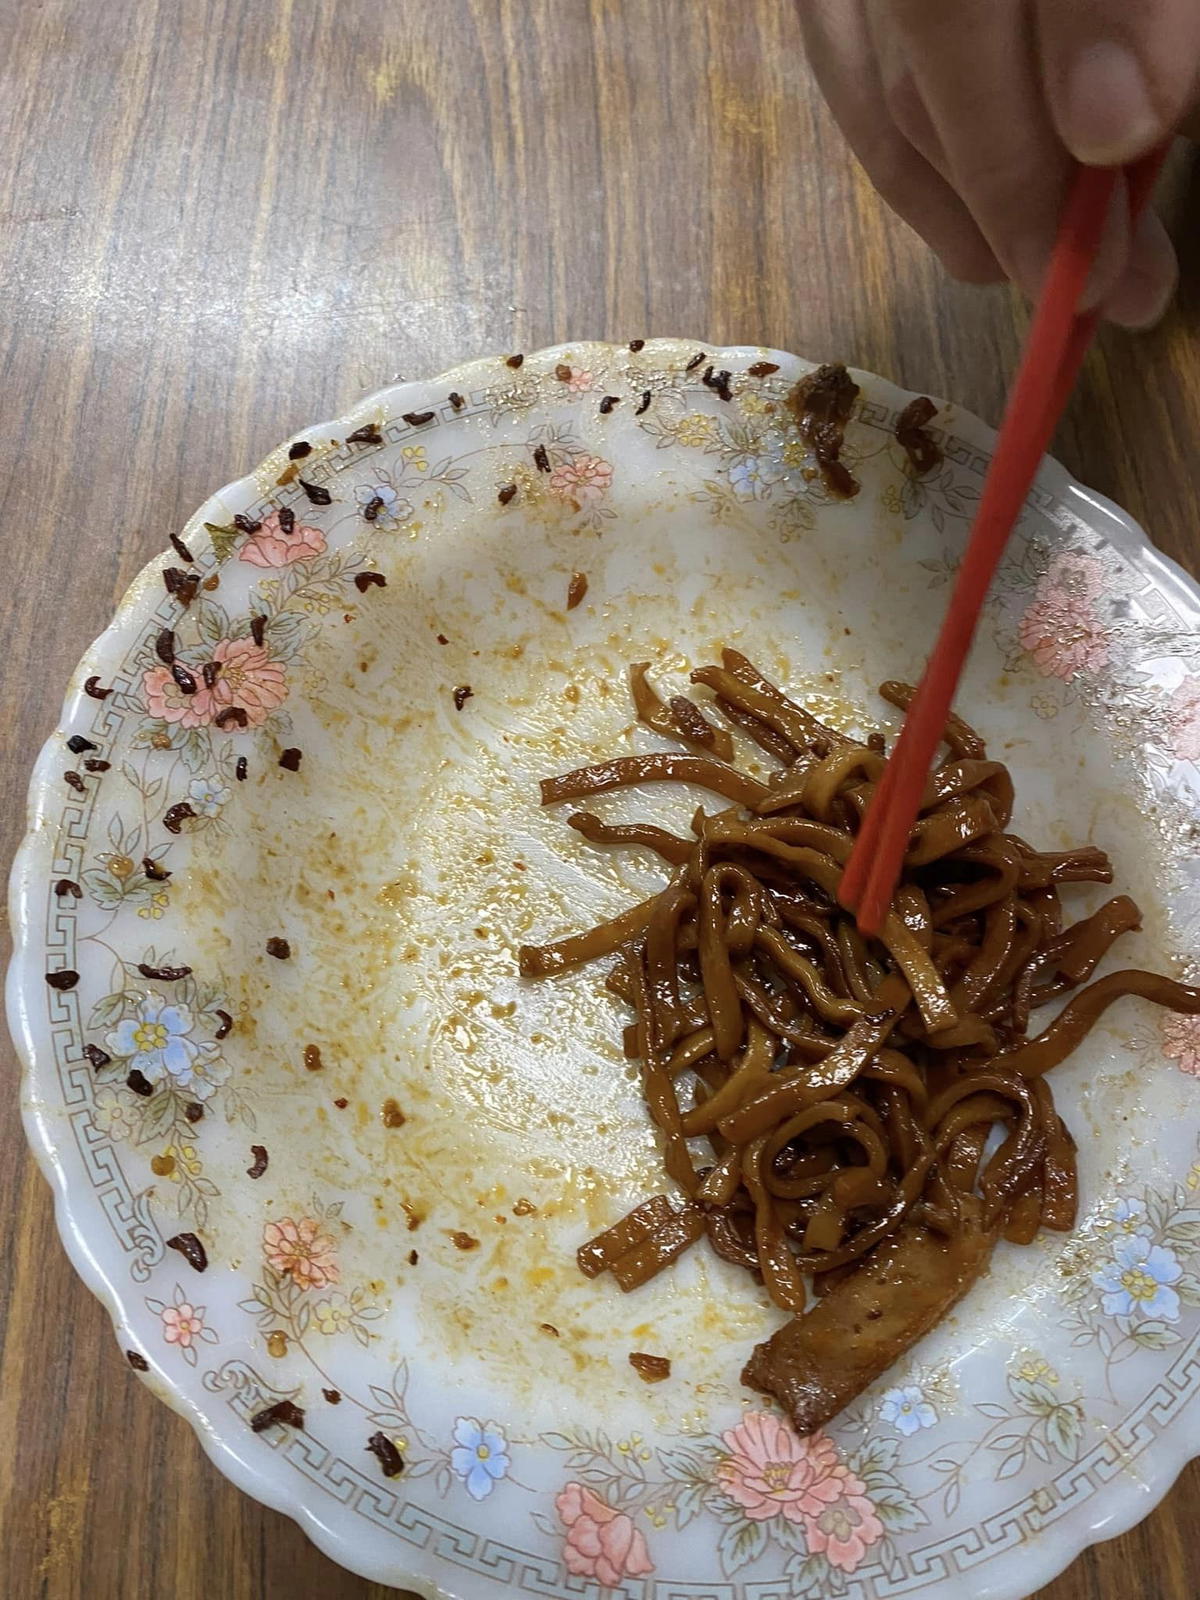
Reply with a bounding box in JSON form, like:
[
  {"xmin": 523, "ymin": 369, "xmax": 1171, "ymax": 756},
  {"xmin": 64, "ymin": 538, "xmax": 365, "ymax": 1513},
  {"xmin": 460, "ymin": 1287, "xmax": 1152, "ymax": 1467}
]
[
  {"xmin": 878, "ymin": 680, "xmax": 986, "ymax": 760},
  {"xmin": 567, "ymin": 811, "xmax": 694, "ymax": 866},
  {"xmin": 628, "ymin": 660, "xmax": 735, "ymax": 761},
  {"xmin": 1014, "ymin": 842, "xmax": 1113, "ymax": 888},
  {"xmin": 905, "ymin": 796, "xmax": 998, "ymax": 866},
  {"xmin": 540, "ymin": 752, "xmax": 768, "ymax": 809},
  {"xmin": 518, "ymin": 895, "xmax": 658, "ymax": 977},
  {"xmin": 1045, "ymin": 895, "xmax": 1141, "ymax": 985},
  {"xmin": 715, "ymin": 696, "xmax": 799, "ymax": 765},
  {"xmin": 578, "ymin": 1196, "xmax": 673, "ymax": 1278},
  {"xmin": 669, "ymin": 694, "xmax": 735, "ymax": 761},
  {"xmin": 610, "ymin": 1204, "xmax": 706, "ymax": 1291},
  {"xmin": 995, "ymin": 969, "xmax": 1200, "ymax": 1078},
  {"xmin": 717, "ymin": 1013, "xmax": 895, "ymax": 1143},
  {"xmin": 741, "ymin": 1202, "xmax": 996, "ymax": 1434}
]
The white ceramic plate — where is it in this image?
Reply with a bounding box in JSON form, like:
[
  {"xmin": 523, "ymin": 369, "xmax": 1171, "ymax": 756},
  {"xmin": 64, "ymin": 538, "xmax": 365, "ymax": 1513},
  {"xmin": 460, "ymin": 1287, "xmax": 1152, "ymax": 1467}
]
[{"xmin": 10, "ymin": 340, "xmax": 1200, "ymax": 1600}]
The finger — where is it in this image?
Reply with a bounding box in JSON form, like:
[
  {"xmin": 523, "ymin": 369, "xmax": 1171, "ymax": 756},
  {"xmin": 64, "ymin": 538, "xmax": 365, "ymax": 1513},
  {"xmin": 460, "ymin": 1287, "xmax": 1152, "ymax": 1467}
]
[
  {"xmin": 1036, "ymin": 0, "xmax": 1200, "ymax": 166},
  {"xmin": 890, "ymin": 0, "xmax": 1129, "ymax": 303},
  {"xmin": 799, "ymin": 0, "xmax": 1003, "ymax": 283},
  {"xmin": 865, "ymin": 0, "xmax": 950, "ymax": 177},
  {"xmin": 1103, "ymin": 206, "xmax": 1179, "ymax": 327}
]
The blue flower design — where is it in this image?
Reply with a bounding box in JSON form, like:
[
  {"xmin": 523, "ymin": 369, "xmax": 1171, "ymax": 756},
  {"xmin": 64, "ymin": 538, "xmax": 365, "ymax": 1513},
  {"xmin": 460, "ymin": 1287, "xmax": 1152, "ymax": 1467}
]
[
  {"xmin": 450, "ymin": 1417, "xmax": 510, "ymax": 1500},
  {"xmin": 188, "ymin": 775, "xmax": 231, "ymax": 817},
  {"xmin": 355, "ymin": 481, "xmax": 411, "ymax": 529},
  {"xmin": 106, "ymin": 997, "xmax": 227, "ymax": 1097},
  {"xmin": 1108, "ymin": 1197, "xmax": 1147, "ymax": 1234},
  {"xmin": 727, "ymin": 457, "xmax": 775, "ymax": 501},
  {"xmin": 879, "ymin": 1384, "xmax": 937, "ymax": 1436},
  {"xmin": 1094, "ymin": 1233, "xmax": 1182, "ymax": 1321}
]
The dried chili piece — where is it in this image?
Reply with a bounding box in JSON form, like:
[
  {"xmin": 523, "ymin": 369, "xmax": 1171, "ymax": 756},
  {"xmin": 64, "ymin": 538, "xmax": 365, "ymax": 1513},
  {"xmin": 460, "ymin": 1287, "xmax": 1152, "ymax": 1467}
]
[
  {"xmin": 166, "ymin": 1231, "xmax": 208, "ymax": 1271},
  {"xmin": 163, "ymin": 802, "xmax": 197, "ymax": 834},
  {"xmin": 347, "ymin": 423, "xmax": 383, "ymax": 445},
  {"xmin": 250, "ymin": 1398, "xmax": 304, "ymax": 1432},
  {"xmin": 366, "ymin": 1432, "xmax": 405, "ymax": 1477},
  {"xmin": 136, "ymin": 961, "xmax": 191, "ymax": 981}
]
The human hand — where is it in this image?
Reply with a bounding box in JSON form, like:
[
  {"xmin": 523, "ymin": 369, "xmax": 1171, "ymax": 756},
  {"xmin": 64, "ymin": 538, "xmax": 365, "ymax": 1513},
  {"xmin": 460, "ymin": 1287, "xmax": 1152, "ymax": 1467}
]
[{"xmin": 799, "ymin": 1, "xmax": 1200, "ymax": 326}]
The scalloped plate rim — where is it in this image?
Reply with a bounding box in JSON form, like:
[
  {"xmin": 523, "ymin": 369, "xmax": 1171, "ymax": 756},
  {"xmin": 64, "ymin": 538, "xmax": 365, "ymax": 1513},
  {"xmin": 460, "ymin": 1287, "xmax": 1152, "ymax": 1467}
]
[{"xmin": 8, "ymin": 337, "xmax": 1200, "ymax": 1600}]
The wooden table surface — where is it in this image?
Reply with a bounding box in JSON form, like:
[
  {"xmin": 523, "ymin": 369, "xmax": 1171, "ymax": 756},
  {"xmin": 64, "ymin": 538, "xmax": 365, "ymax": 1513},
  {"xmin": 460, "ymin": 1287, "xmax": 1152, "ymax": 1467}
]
[{"xmin": 2, "ymin": 2, "xmax": 1199, "ymax": 1595}]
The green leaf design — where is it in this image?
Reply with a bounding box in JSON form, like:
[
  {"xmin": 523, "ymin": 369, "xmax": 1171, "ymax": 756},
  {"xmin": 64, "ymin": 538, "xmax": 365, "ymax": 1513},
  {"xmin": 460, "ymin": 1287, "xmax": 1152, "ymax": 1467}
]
[
  {"xmin": 672, "ymin": 1482, "xmax": 707, "ymax": 1530},
  {"xmin": 88, "ymin": 989, "xmax": 130, "ymax": 1029},
  {"xmin": 204, "ymin": 522, "xmax": 239, "ymax": 562},
  {"xmin": 1045, "ymin": 1403, "xmax": 1085, "ymax": 1460},
  {"xmin": 179, "ymin": 727, "xmax": 213, "ymax": 775},
  {"xmin": 1164, "ymin": 1219, "xmax": 1200, "ymax": 1250},
  {"xmin": 717, "ymin": 1513, "xmax": 770, "ymax": 1577},
  {"xmin": 81, "ymin": 869, "xmax": 126, "ymax": 910},
  {"xmin": 785, "ymin": 1551, "xmax": 832, "ymax": 1597},
  {"xmin": 658, "ymin": 1443, "xmax": 720, "ymax": 1484},
  {"xmin": 1130, "ymin": 1320, "xmax": 1183, "ymax": 1349},
  {"xmin": 849, "ymin": 1435, "xmax": 901, "ymax": 1477},
  {"xmin": 771, "ymin": 1514, "xmax": 809, "ymax": 1554},
  {"xmin": 1008, "ymin": 1376, "xmax": 1059, "ymax": 1417},
  {"xmin": 995, "ymin": 1448, "xmax": 1027, "ymax": 1480},
  {"xmin": 868, "ymin": 1481, "xmax": 929, "ymax": 1534},
  {"xmin": 1175, "ymin": 1272, "xmax": 1200, "ymax": 1306},
  {"xmin": 192, "ymin": 596, "xmax": 231, "ymax": 646},
  {"xmin": 132, "ymin": 1091, "xmax": 177, "ymax": 1144}
]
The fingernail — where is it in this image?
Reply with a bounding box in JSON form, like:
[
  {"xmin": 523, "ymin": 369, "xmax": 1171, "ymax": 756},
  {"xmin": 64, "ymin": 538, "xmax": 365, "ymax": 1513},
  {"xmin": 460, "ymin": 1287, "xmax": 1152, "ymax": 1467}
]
[
  {"xmin": 1062, "ymin": 41, "xmax": 1161, "ymax": 164},
  {"xmin": 1103, "ymin": 209, "xmax": 1178, "ymax": 328}
]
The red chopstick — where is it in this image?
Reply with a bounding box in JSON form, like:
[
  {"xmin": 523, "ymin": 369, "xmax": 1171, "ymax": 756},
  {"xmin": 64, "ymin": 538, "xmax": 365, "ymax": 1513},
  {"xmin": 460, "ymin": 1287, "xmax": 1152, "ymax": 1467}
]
[{"xmin": 841, "ymin": 148, "xmax": 1168, "ymax": 936}]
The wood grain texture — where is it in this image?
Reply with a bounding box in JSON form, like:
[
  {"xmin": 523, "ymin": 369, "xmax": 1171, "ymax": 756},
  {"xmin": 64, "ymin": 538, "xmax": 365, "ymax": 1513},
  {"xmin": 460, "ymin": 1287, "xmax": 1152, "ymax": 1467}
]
[{"xmin": 1, "ymin": 2, "xmax": 1198, "ymax": 1595}]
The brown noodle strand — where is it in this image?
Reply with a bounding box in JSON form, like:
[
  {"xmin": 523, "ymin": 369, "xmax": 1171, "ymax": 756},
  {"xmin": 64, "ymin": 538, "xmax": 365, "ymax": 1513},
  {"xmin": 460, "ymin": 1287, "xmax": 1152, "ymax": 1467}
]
[{"xmin": 517, "ymin": 655, "xmax": 1200, "ymax": 1433}]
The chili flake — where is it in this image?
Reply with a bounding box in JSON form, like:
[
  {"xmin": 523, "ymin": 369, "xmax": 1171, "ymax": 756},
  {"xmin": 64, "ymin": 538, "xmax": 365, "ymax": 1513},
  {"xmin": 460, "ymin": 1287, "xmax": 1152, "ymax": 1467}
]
[{"xmin": 166, "ymin": 1231, "xmax": 208, "ymax": 1272}]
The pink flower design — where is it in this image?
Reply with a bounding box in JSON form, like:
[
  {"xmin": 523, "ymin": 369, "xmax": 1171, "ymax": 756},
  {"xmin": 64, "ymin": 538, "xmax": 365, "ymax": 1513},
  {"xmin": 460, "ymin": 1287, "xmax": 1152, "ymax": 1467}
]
[
  {"xmin": 1017, "ymin": 551, "xmax": 1112, "ymax": 682},
  {"xmin": 207, "ymin": 637, "xmax": 288, "ymax": 727},
  {"xmin": 142, "ymin": 665, "xmax": 218, "ymax": 729},
  {"xmin": 548, "ymin": 453, "xmax": 613, "ymax": 510},
  {"xmin": 1168, "ymin": 678, "xmax": 1200, "ymax": 762},
  {"xmin": 239, "ymin": 508, "xmax": 327, "ymax": 568},
  {"xmin": 555, "ymin": 1482, "xmax": 654, "ymax": 1588},
  {"xmin": 717, "ymin": 1417, "xmax": 884, "ymax": 1573},
  {"xmin": 142, "ymin": 636, "xmax": 288, "ymax": 730},
  {"xmin": 1162, "ymin": 1012, "xmax": 1200, "ymax": 1078},
  {"xmin": 263, "ymin": 1216, "xmax": 340, "ymax": 1290},
  {"xmin": 804, "ymin": 1484, "xmax": 886, "ymax": 1574},
  {"xmin": 161, "ymin": 1302, "xmax": 205, "ymax": 1348},
  {"xmin": 719, "ymin": 1414, "xmax": 844, "ymax": 1524},
  {"xmin": 561, "ymin": 365, "xmax": 595, "ymax": 395}
]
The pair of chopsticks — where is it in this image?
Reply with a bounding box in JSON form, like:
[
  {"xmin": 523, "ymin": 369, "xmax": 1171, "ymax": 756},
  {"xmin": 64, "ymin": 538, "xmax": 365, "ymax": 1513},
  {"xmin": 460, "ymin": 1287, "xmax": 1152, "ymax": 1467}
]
[{"xmin": 840, "ymin": 148, "xmax": 1169, "ymax": 936}]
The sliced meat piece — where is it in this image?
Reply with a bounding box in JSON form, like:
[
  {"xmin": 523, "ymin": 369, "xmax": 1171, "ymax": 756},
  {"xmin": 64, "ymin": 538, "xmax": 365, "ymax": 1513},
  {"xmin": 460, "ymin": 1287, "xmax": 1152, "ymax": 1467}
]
[{"xmin": 740, "ymin": 1200, "xmax": 995, "ymax": 1433}]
